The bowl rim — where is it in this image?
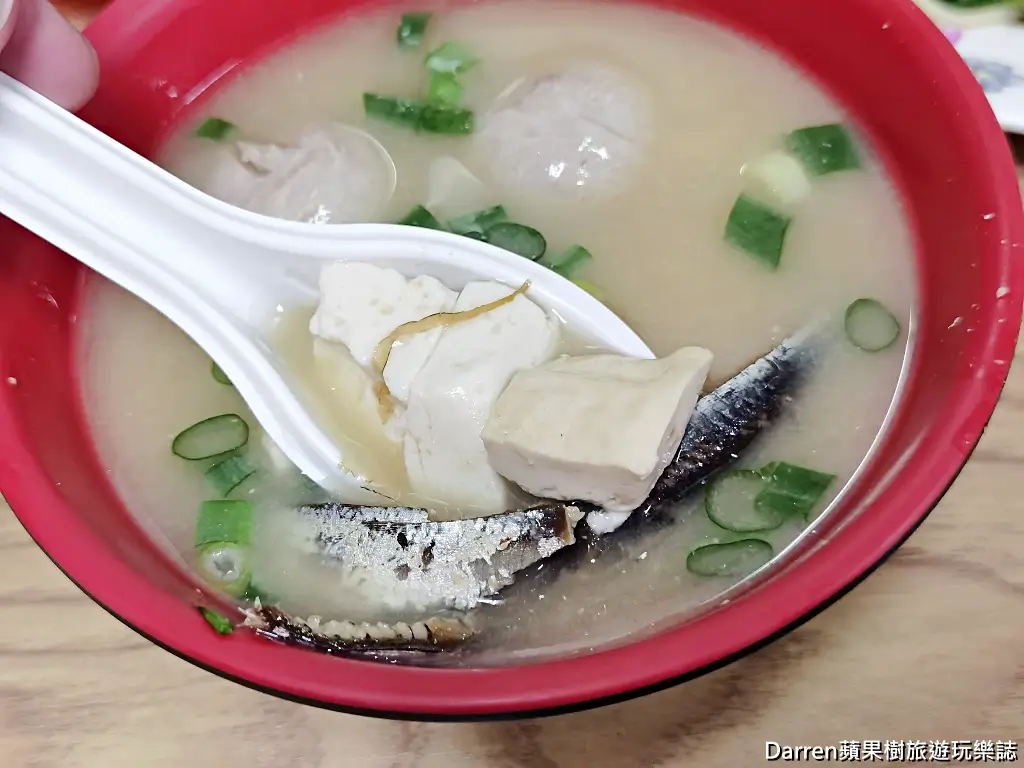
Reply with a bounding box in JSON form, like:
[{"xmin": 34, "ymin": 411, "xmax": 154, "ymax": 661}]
[{"xmin": 2, "ymin": 0, "xmax": 1023, "ymax": 719}]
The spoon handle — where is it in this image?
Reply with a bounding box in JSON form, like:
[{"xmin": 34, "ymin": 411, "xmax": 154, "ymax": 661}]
[
  {"xmin": 0, "ymin": 72, "xmax": 369, "ymax": 495},
  {"xmin": 0, "ymin": 72, "xmax": 285, "ymax": 324}
]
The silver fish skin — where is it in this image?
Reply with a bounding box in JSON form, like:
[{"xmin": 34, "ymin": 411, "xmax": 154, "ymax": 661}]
[
  {"xmin": 295, "ymin": 503, "xmax": 583, "ymax": 613},
  {"xmin": 244, "ymin": 602, "xmax": 473, "ymax": 657}
]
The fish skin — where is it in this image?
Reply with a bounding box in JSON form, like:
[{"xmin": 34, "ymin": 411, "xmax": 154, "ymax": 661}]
[
  {"xmin": 245, "ymin": 603, "xmax": 474, "ymax": 657},
  {"xmin": 295, "ymin": 503, "xmax": 583, "ymax": 613}
]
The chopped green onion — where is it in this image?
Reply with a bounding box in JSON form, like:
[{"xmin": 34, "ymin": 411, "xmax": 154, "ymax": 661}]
[
  {"xmin": 211, "ymin": 361, "xmax": 231, "ymax": 386},
  {"xmin": 427, "ymin": 72, "xmax": 463, "ymax": 106},
  {"xmin": 543, "ymin": 245, "xmax": 592, "ymax": 278},
  {"xmin": 573, "ymin": 278, "xmax": 606, "ymax": 302},
  {"xmin": 195, "ymin": 499, "xmax": 254, "ymax": 549},
  {"xmin": 397, "ymin": 204, "xmax": 445, "ymax": 230},
  {"xmin": 362, "ymin": 93, "xmax": 474, "ymax": 135},
  {"xmin": 397, "ymin": 12, "xmax": 431, "ymax": 50},
  {"xmin": 419, "ymin": 103, "xmax": 474, "ymax": 134},
  {"xmin": 844, "ymin": 298, "xmax": 901, "ymax": 352},
  {"xmin": 363, "ymin": 93, "xmax": 423, "ymax": 130},
  {"xmin": 196, "ymin": 542, "xmax": 252, "ymax": 597},
  {"xmin": 755, "ymin": 461, "xmax": 836, "ymax": 519},
  {"xmin": 686, "ymin": 539, "xmax": 773, "ymax": 578},
  {"xmin": 171, "ymin": 413, "xmax": 249, "ymax": 461},
  {"xmin": 448, "ymin": 205, "xmax": 507, "ymax": 235},
  {"xmin": 196, "ymin": 118, "xmax": 235, "ymax": 141},
  {"xmin": 724, "ymin": 194, "xmax": 792, "ymax": 269},
  {"xmin": 785, "ymin": 123, "xmax": 861, "ymax": 176},
  {"xmin": 425, "ymin": 41, "xmax": 479, "ymax": 75},
  {"xmin": 198, "ymin": 607, "xmax": 234, "ymax": 635},
  {"xmin": 484, "ymin": 222, "xmax": 547, "ymax": 260},
  {"xmin": 204, "ymin": 452, "xmax": 257, "ymax": 497},
  {"xmin": 705, "ymin": 470, "xmax": 785, "ymax": 533}
]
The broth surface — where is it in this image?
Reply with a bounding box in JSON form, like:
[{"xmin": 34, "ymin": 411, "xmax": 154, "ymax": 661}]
[{"xmin": 80, "ymin": 0, "xmax": 915, "ymax": 662}]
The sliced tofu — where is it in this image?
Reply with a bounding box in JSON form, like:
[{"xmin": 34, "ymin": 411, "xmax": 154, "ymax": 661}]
[
  {"xmin": 403, "ymin": 282, "xmax": 559, "ymax": 517},
  {"xmin": 481, "ymin": 346, "xmax": 714, "ymax": 514},
  {"xmin": 309, "ymin": 262, "xmax": 457, "ymax": 402}
]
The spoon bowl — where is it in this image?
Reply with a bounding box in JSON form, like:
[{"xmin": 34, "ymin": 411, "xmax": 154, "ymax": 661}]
[{"xmin": 0, "ymin": 72, "xmax": 652, "ymax": 497}]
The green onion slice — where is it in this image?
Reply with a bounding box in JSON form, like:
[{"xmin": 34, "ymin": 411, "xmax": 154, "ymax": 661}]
[
  {"xmin": 705, "ymin": 470, "xmax": 785, "ymax": 533},
  {"xmin": 196, "ymin": 542, "xmax": 252, "ymax": 597},
  {"xmin": 425, "ymin": 41, "xmax": 479, "ymax": 75},
  {"xmin": 785, "ymin": 123, "xmax": 861, "ymax": 176},
  {"xmin": 363, "ymin": 93, "xmax": 474, "ymax": 135},
  {"xmin": 211, "ymin": 361, "xmax": 232, "ymax": 386},
  {"xmin": 844, "ymin": 298, "xmax": 901, "ymax": 352},
  {"xmin": 196, "ymin": 118, "xmax": 236, "ymax": 141},
  {"xmin": 543, "ymin": 245, "xmax": 592, "ymax": 278},
  {"xmin": 448, "ymin": 205, "xmax": 507, "ymax": 235},
  {"xmin": 397, "ymin": 204, "xmax": 445, "ymax": 230},
  {"xmin": 397, "ymin": 12, "xmax": 431, "ymax": 50},
  {"xmin": 419, "ymin": 103, "xmax": 474, "ymax": 134},
  {"xmin": 195, "ymin": 499, "xmax": 254, "ymax": 549},
  {"xmin": 573, "ymin": 278, "xmax": 606, "ymax": 302},
  {"xmin": 363, "ymin": 93, "xmax": 423, "ymax": 130},
  {"xmin": 686, "ymin": 539, "xmax": 773, "ymax": 578},
  {"xmin": 171, "ymin": 413, "xmax": 249, "ymax": 460},
  {"xmin": 205, "ymin": 452, "xmax": 257, "ymax": 497},
  {"xmin": 485, "ymin": 222, "xmax": 547, "ymax": 260},
  {"xmin": 724, "ymin": 194, "xmax": 792, "ymax": 269},
  {"xmin": 198, "ymin": 607, "xmax": 235, "ymax": 635},
  {"xmin": 427, "ymin": 72, "xmax": 463, "ymax": 106},
  {"xmin": 755, "ymin": 461, "xmax": 836, "ymax": 519}
]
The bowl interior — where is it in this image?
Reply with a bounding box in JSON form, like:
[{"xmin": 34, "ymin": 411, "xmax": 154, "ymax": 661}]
[{"xmin": 0, "ymin": 0, "xmax": 1021, "ymax": 718}]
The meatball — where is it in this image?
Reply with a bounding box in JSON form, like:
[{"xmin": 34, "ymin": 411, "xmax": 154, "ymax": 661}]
[{"xmin": 475, "ymin": 65, "xmax": 648, "ymax": 200}]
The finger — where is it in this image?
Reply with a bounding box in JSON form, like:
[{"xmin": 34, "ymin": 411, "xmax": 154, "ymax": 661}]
[{"xmin": 0, "ymin": 0, "xmax": 99, "ymax": 111}]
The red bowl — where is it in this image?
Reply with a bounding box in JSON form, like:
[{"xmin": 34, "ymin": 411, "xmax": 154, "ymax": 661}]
[{"xmin": 1, "ymin": 0, "xmax": 1021, "ymax": 719}]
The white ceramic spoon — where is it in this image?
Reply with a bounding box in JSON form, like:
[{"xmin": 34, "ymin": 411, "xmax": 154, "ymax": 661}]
[{"xmin": 0, "ymin": 73, "xmax": 653, "ymax": 503}]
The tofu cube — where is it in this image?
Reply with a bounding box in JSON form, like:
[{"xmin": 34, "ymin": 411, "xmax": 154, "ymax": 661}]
[{"xmin": 481, "ymin": 346, "xmax": 714, "ymax": 513}]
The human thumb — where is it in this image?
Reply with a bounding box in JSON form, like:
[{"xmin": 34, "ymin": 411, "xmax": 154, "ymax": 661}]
[{"xmin": 0, "ymin": 0, "xmax": 99, "ymax": 111}]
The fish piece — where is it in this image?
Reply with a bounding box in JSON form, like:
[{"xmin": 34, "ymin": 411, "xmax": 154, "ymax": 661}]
[
  {"xmin": 244, "ymin": 603, "xmax": 474, "ymax": 656},
  {"xmin": 294, "ymin": 502, "xmax": 584, "ymax": 613},
  {"xmin": 549, "ymin": 324, "xmax": 823, "ymax": 569},
  {"xmin": 630, "ymin": 324, "xmax": 820, "ymax": 526}
]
